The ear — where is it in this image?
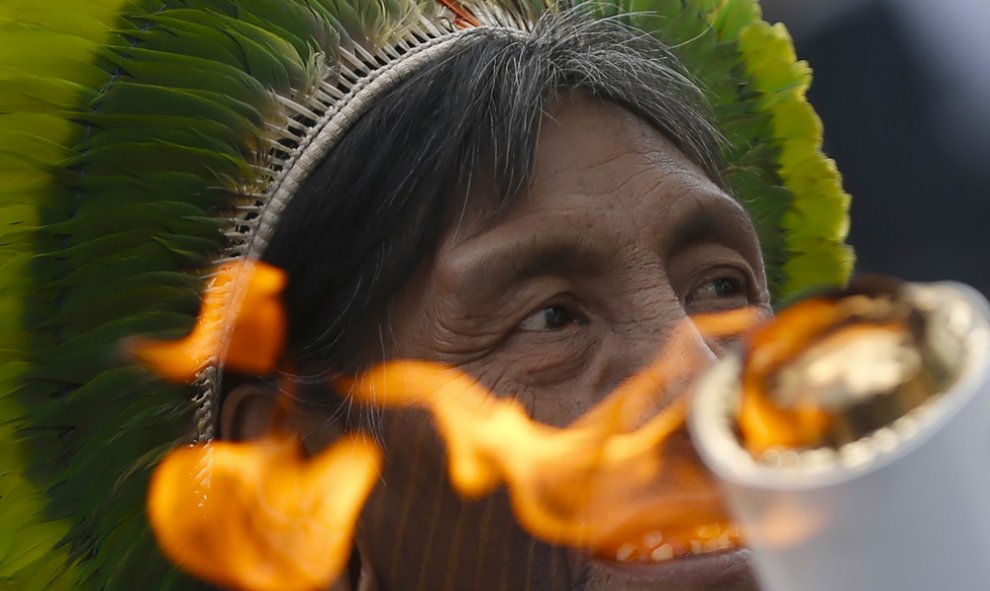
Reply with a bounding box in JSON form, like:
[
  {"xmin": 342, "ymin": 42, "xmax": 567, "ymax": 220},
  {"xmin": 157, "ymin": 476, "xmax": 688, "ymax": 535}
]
[{"xmin": 220, "ymin": 382, "xmax": 279, "ymax": 441}]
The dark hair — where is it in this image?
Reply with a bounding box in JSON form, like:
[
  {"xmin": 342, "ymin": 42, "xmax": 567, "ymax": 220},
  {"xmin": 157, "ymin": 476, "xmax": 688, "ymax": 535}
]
[{"xmin": 262, "ymin": 9, "xmax": 725, "ymax": 387}]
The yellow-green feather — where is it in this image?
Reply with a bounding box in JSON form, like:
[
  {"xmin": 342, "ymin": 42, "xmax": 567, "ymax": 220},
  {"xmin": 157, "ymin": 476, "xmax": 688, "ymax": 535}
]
[
  {"xmin": 1, "ymin": 0, "xmax": 344, "ymax": 588},
  {"xmin": 0, "ymin": 1, "xmax": 127, "ymax": 587},
  {"xmin": 713, "ymin": 0, "xmax": 854, "ymax": 296}
]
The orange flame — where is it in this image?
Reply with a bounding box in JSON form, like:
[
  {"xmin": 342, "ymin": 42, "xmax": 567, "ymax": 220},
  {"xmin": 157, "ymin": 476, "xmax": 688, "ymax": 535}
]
[
  {"xmin": 136, "ymin": 261, "xmax": 382, "ymax": 590},
  {"xmin": 737, "ymin": 297, "xmax": 840, "ymax": 454},
  {"xmin": 147, "ymin": 431, "xmax": 381, "ymax": 591},
  {"xmin": 345, "ymin": 308, "xmax": 761, "ymax": 557},
  {"xmin": 135, "ymin": 255, "xmax": 766, "ymax": 585},
  {"xmin": 128, "ymin": 261, "xmax": 287, "ymax": 381}
]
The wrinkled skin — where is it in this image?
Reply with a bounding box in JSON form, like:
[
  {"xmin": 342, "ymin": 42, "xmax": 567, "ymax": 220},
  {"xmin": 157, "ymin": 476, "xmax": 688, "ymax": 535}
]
[{"xmin": 229, "ymin": 94, "xmax": 769, "ymax": 591}]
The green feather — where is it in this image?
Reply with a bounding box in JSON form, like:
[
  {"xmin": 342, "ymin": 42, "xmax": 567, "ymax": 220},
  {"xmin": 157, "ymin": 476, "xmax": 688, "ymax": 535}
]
[
  {"xmin": 729, "ymin": 8, "xmax": 853, "ymax": 294},
  {"xmin": 0, "ymin": 0, "xmax": 314, "ymax": 587}
]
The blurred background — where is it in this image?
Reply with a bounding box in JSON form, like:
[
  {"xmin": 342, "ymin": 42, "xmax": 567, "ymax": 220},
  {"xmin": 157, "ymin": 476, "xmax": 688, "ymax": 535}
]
[{"xmin": 761, "ymin": 0, "xmax": 990, "ymax": 296}]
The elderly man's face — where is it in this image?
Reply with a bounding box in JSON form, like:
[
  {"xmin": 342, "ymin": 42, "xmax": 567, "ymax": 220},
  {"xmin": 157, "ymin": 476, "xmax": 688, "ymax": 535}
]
[{"xmin": 346, "ymin": 95, "xmax": 768, "ymax": 590}]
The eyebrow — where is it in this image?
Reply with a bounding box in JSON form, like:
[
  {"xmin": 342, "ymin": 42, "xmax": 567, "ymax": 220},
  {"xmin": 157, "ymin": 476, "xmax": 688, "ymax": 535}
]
[
  {"xmin": 670, "ymin": 210, "xmax": 723, "ymax": 250},
  {"xmin": 668, "ymin": 198, "xmax": 757, "ymax": 254},
  {"xmin": 444, "ymin": 191, "xmax": 759, "ymax": 299},
  {"xmin": 445, "ymin": 238, "xmax": 612, "ymax": 299}
]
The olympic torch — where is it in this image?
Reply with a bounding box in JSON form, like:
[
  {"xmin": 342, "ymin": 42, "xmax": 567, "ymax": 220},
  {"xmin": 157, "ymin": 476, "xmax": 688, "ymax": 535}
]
[{"xmin": 690, "ymin": 279, "xmax": 990, "ymax": 591}]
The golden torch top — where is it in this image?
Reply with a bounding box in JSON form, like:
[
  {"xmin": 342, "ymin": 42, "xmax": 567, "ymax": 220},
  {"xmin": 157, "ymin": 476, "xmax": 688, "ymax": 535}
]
[{"xmin": 737, "ymin": 277, "xmax": 965, "ymax": 457}]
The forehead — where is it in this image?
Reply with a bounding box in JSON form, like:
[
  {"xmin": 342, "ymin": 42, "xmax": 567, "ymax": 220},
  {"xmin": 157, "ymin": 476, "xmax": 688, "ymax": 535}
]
[
  {"xmin": 530, "ymin": 94, "xmax": 718, "ymax": 198},
  {"xmin": 440, "ymin": 94, "xmax": 756, "ymax": 260}
]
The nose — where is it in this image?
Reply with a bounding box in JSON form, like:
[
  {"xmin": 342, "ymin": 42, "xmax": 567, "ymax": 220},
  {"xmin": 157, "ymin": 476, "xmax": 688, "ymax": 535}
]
[{"xmin": 594, "ymin": 291, "xmax": 719, "ymax": 407}]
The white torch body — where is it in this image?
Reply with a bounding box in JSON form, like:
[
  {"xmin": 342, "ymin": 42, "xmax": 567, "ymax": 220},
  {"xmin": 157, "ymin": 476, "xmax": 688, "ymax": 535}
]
[{"xmin": 690, "ymin": 282, "xmax": 990, "ymax": 591}]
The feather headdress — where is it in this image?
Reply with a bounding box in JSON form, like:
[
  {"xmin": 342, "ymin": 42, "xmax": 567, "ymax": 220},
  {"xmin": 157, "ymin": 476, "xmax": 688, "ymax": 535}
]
[{"xmin": 0, "ymin": 0, "xmax": 851, "ymax": 589}]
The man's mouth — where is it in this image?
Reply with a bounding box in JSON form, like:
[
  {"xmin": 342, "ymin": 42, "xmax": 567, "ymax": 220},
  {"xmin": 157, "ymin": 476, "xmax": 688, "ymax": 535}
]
[
  {"xmin": 597, "ymin": 521, "xmax": 740, "ymax": 563},
  {"xmin": 587, "ymin": 548, "xmax": 753, "ymax": 589},
  {"xmin": 569, "ymin": 520, "xmax": 754, "ymax": 589}
]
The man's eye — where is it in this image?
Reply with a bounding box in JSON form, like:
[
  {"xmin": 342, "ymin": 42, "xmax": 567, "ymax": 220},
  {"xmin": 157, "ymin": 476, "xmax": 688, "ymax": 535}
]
[
  {"xmin": 693, "ymin": 277, "xmax": 742, "ymax": 299},
  {"xmin": 518, "ymin": 304, "xmax": 577, "ymax": 332},
  {"xmin": 686, "ymin": 275, "xmax": 748, "ymax": 309}
]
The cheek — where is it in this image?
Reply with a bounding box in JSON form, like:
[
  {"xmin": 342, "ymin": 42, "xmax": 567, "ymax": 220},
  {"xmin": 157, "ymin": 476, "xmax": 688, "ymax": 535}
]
[
  {"xmin": 460, "ymin": 355, "xmax": 601, "ymax": 427},
  {"xmin": 358, "ymin": 408, "xmax": 572, "ymax": 590},
  {"xmin": 451, "ymin": 286, "xmax": 697, "ymax": 427},
  {"xmin": 387, "ymin": 296, "xmax": 508, "ymax": 364},
  {"xmin": 356, "ymin": 411, "xmax": 448, "ymax": 576}
]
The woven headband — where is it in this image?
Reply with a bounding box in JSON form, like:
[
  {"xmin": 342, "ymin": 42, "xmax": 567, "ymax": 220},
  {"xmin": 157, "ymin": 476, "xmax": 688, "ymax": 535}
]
[{"xmin": 194, "ymin": 25, "xmax": 490, "ymax": 444}]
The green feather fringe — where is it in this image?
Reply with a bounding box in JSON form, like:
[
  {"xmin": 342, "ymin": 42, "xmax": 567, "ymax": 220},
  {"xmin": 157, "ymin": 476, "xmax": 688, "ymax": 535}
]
[
  {"xmin": 0, "ymin": 0, "xmax": 336, "ymax": 588},
  {"xmin": 611, "ymin": 0, "xmax": 854, "ymax": 297}
]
